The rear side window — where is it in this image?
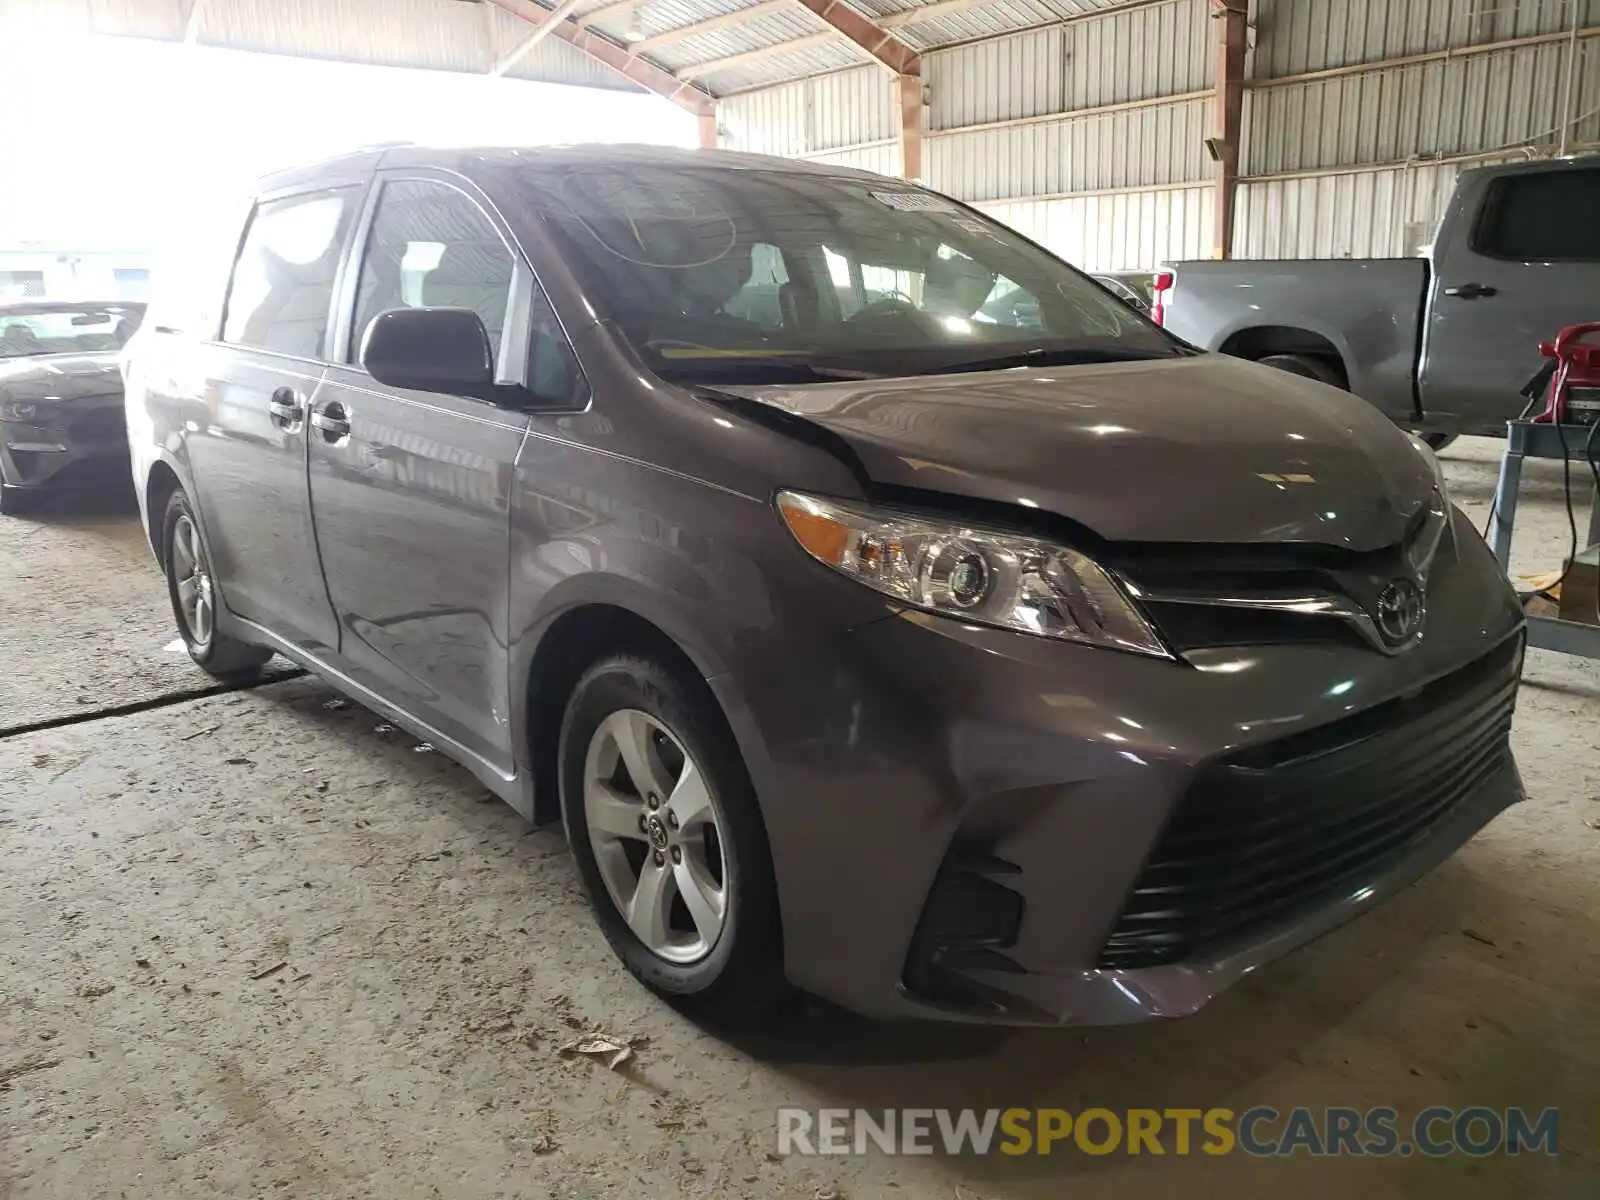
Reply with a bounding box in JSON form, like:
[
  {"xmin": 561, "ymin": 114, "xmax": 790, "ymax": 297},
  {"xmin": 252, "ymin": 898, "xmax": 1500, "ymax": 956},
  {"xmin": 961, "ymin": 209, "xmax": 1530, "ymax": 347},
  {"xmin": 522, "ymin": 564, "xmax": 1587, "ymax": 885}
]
[
  {"xmin": 222, "ymin": 188, "xmax": 358, "ymax": 358},
  {"xmin": 1475, "ymin": 168, "xmax": 1600, "ymax": 262},
  {"xmin": 349, "ymin": 179, "xmax": 514, "ymax": 363}
]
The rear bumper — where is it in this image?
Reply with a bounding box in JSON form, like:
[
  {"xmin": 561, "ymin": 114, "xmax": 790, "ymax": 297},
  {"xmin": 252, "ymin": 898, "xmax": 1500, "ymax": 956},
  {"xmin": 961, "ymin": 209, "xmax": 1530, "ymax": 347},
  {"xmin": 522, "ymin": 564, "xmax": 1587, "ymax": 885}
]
[{"xmin": 720, "ymin": 509, "xmax": 1526, "ymax": 1024}]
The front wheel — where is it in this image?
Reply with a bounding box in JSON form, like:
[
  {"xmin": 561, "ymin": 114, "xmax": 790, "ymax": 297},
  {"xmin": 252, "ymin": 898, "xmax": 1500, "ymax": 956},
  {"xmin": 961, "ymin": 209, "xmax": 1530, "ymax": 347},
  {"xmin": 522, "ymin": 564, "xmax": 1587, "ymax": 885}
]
[
  {"xmin": 162, "ymin": 489, "xmax": 272, "ymax": 681},
  {"xmin": 559, "ymin": 653, "xmax": 784, "ymax": 1021}
]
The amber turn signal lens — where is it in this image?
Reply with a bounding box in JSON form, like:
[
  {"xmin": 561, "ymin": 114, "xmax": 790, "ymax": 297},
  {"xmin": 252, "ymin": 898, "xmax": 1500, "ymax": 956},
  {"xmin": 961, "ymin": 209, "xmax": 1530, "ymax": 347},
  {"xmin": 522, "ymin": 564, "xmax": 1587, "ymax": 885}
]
[{"xmin": 778, "ymin": 496, "xmax": 850, "ymax": 565}]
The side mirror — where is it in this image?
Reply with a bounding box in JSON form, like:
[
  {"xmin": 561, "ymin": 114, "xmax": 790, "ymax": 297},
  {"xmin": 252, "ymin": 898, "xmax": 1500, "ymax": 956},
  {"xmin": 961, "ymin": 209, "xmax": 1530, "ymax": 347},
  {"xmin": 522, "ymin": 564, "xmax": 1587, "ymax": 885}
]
[{"xmin": 360, "ymin": 307, "xmax": 495, "ymax": 397}]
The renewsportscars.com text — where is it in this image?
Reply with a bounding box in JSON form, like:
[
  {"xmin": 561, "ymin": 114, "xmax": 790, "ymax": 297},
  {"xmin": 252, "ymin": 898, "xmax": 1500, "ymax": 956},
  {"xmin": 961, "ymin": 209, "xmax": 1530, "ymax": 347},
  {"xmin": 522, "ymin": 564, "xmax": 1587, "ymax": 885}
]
[{"xmin": 776, "ymin": 1106, "xmax": 1558, "ymax": 1158}]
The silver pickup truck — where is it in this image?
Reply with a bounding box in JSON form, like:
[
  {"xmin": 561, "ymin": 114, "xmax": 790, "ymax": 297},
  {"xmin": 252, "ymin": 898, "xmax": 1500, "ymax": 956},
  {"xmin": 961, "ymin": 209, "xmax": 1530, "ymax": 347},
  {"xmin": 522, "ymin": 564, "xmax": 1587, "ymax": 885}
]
[{"xmin": 1161, "ymin": 156, "xmax": 1599, "ymax": 445}]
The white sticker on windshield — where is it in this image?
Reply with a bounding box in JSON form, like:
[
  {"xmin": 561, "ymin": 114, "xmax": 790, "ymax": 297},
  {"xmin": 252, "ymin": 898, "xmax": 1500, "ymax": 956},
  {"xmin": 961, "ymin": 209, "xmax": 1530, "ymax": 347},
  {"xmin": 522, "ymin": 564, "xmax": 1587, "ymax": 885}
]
[
  {"xmin": 952, "ymin": 216, "xmax": 999, "ymax": 239},
  {"xmin": 871, "ymin": 190, "xmax": 957, "ymax": 213}
]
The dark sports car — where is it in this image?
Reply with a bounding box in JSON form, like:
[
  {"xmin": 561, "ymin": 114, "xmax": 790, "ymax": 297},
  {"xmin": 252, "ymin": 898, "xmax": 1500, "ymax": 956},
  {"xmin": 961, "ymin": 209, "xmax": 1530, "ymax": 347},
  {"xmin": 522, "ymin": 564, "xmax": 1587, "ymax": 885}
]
[{"xmin": 0, "ymin": 300, "xmax": 145, "ymax": 515}]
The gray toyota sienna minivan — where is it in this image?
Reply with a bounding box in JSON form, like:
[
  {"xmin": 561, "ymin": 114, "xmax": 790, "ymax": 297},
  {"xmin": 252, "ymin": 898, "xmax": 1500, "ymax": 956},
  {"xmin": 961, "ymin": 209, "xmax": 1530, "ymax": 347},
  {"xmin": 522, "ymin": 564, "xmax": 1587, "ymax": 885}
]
[{"xmin": 126, "ymin": 145, "xmax": 1526, "ymax": 1025}]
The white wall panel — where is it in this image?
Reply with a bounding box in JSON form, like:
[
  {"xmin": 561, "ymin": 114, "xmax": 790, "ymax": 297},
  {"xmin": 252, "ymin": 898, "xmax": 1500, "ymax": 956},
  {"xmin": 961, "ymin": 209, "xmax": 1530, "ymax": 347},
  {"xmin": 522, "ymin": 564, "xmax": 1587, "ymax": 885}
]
[
  {"xmin": 1231, "ymin": 158, "xmax": 1531, "ymax": 259},
  {"xmin": 1065, "ymin": 0, "xmax": 1210, "ymax": 108},
  {"xmin": 1252, "ymin": 0, "xmax": 1599, "ymax": 79},
  {"xmin": 926, "ymin": 0, "xmax": 1208, "ymax": 130},
  {"xmin": 801, "ymin": 143, "xmax": 899, "ymax": 176},
  {"xmin": 1246, "ymin": 39, "xmax": 1600, "ymax": 174},
  {"xmin": 928, "ymin": 96, "xmax": 1212, "ymax": 202},
  {"xmin": 927, "ymin": 28, "xmax": 1068, "ymax": 130},
  {"xmin": 979, "ymin": 185, "xmax": 1214, "ymax": 273},
  {"xmin": 718, "ymin": 67, "xmax": 893, "ymax": 157}
]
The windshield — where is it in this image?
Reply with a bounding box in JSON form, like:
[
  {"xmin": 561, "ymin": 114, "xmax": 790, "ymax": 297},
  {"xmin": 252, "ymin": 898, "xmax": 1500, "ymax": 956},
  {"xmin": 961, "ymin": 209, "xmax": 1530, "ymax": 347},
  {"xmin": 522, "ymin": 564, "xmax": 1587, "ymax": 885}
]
[
  {"xmin": 521, "ymin": 165, "xmax": 1182, "ymax": 383},
  {"xmin": 0, "ymin": 304, "xmax": 145, "ymax": 360}
]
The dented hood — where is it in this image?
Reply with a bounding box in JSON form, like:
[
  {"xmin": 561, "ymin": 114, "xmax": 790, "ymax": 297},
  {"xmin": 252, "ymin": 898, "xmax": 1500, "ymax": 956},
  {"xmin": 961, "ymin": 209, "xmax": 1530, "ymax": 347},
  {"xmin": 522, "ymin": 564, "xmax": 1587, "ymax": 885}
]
[{"xmin": 715, "ymin": 354, "xmax": 1436, "ymax": 550}]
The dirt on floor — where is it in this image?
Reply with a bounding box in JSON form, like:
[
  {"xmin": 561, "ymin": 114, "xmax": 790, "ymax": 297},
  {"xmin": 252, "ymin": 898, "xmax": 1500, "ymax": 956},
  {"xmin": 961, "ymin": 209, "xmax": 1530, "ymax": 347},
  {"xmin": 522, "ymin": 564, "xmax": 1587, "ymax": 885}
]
[{"xmin": 1, "ymin": 441, "xmax": 1597, "ymax": 1199}]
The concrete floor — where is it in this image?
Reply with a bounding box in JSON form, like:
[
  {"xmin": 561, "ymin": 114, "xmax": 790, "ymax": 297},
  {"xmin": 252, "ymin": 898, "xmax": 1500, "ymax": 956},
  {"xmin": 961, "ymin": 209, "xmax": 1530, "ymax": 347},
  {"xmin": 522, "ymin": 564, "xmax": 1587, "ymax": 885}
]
[{"xmin": 1, "ymin": 439, "xmax": 1596, "ymax": 1199}]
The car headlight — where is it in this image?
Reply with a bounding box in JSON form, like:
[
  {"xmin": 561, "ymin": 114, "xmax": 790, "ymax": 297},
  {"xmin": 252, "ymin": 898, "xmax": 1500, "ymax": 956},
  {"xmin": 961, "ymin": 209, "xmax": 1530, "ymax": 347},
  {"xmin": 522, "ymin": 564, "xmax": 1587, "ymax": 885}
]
[
  {"xmin": 1409, "ymin": 434, "xmax": 1451, "ymax": 508},
  {"xmin": 1, "ymin": 400, "xmax": 39, "ymax": 421},
  {"xmin": 776, "ymin": 490, "xmax": 1170, "ymax": 658}
]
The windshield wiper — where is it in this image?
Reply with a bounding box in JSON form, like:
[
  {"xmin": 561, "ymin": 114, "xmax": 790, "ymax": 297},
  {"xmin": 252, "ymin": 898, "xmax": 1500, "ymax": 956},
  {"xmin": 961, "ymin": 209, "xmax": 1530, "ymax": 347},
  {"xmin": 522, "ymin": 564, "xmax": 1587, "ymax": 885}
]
[
  {"xmin": 654, "ymin": 356, "xmax": 879, "ymax": 384},
  {"xmin": 911, "ymin": 345, "xmax": 1183, "ymax": 377}
]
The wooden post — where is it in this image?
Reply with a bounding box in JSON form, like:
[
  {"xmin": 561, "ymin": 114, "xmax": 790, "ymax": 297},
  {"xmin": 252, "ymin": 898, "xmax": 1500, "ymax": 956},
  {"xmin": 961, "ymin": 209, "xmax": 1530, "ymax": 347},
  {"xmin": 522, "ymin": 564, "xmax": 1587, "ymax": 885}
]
[{"xmin": 1212, "ymin": 1, "xmax": 1248, "ymax": 259}]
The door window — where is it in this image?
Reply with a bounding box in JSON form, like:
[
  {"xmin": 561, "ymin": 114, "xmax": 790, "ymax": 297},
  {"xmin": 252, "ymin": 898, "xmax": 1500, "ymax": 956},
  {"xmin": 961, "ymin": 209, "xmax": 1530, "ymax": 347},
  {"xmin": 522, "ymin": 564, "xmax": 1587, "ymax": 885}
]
[
  {"xmin": 1475, "ymin": 168, "xmax": 1600, "ymax": 262},
  {"xmin": 350, "ymin": 179, "xmax": 515, "ymax": 364},
  {"xmin": 222, "ymin": 189, "xmax": 357, "ymax": 359}
]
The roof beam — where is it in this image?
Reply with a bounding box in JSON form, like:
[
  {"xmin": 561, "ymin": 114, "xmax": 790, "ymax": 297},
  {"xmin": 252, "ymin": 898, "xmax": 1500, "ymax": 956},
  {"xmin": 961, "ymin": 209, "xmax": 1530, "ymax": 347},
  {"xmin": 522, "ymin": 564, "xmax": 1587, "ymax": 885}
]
[
  {"xmin": 633, "ymin": 0, "xmax": 793, "ymax": 53},
  {"xmin": 491, "ymin": 0, "xmax": 586, "ymax": 75},
  {"xmin": 786, "ymin": 0, "xmax": 920, "ymax": 75},
  {"xmin": 484, "ymin": 0, "xmax": 715, "ymax": 115},
  {"xmin": 676, "ymin": 31, "xmax": 846, "ymax": 79}
]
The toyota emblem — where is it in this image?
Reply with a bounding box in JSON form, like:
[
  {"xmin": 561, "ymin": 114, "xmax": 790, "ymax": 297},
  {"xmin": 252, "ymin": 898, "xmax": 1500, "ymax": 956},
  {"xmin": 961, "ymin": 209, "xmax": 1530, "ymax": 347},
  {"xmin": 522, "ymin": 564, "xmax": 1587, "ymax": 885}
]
[{"xmin": 1375, "ymin": 578, "xmax": 1425, "ymax": 647}]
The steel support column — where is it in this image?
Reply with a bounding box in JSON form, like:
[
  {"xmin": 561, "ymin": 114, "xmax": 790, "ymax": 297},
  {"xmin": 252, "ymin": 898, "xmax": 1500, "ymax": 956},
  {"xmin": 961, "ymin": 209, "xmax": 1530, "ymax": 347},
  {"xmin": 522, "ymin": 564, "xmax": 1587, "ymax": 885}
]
[
  {"xmin": 896, "ymin": 73, "xmax": 925, "ymax": 182},
  {"xmin": 1212, "ymin": 0, "xmax": 1248, "ymax": 259}
]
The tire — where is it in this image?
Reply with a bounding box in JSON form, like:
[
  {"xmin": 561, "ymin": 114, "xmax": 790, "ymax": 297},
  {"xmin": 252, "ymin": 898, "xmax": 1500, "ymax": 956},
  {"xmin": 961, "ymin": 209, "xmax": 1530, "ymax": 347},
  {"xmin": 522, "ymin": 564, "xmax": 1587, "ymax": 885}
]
[
  {"xmin": 559, "ymin": 653, "xmax": 784, "ymax": 1022},
  {"xmin": 1256, "ymin": 352, "xmax": 1345, "ymax": 388},
  {"xmin": 161, "ymin": 489, "xmax": 272, "ymax": 681},
  {"xmin": 0, "ymin": 485, "xmax": 40, "ymax": 517},
  {"xmin": 1421, "ymin": 433, "xmax": 1459, "ymax": 452}
]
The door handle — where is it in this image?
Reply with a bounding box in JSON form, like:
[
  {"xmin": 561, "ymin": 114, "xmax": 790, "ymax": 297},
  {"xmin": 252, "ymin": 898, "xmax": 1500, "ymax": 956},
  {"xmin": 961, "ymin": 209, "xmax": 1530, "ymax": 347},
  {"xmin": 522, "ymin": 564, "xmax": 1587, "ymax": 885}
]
[
  {"xmin": 267, "ymin": 387, "xmax": 304, "ymax": 428},
  {"xmin": 310, "ymin": 400, "xmax": 351, "ymax": 443},
  {"xmin": 1444, "ymin": 282, "xmax": 1498, "ymax": 299}
]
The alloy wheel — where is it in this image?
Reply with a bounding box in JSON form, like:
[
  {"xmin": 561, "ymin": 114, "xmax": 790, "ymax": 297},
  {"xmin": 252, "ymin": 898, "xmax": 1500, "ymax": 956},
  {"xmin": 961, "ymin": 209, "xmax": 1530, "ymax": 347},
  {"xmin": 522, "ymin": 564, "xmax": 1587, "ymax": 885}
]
[
  {"xmin": 171, "ymin": 513, "xmax": 215, "ymax": 649},
  {"xmin": 583, "ymin": 709, "xmax": 729, "ymax": 965}
]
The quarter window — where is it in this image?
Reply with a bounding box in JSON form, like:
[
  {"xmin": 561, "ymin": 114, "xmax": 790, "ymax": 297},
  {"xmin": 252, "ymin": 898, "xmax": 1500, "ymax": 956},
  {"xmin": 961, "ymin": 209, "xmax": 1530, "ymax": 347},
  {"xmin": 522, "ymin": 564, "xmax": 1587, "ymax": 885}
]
[
  {"xmin": 222, "ymin": 189, "xmax": 357, "ymax": 359},
  {"xmin": 350, "ymin": 179, "xmax": 514, "ymax": 363}
]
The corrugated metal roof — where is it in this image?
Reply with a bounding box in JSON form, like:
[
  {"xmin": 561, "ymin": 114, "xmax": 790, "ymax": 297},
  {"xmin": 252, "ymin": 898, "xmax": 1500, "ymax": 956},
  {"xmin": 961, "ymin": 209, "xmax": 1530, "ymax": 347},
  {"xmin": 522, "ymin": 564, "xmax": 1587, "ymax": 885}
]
[
  {"xmin": 13, "ymin": 0, "xmax": 1214, "ymax": 101},
  {"xmin": 648, "ymin": 7, "xmax": 832, "ymax": 73},
  {"xmin": 696, "ymin": 37, "xmax": 866, "ymax": 92},
  {"xmin": 43, "ymin": 0, "xmax": 639, "ymax": 92},
  {"xmin": 856, "ymin": 0, "xmax": 1150, "ymax": 51}
]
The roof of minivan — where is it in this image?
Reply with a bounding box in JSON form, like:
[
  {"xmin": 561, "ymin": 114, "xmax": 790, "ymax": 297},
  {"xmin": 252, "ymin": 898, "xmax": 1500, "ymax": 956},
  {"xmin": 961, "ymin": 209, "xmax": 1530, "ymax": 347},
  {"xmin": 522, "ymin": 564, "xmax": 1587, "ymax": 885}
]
[{"xmin": 254, "ymin": 143, "xmax": 887, "ymax": 196}]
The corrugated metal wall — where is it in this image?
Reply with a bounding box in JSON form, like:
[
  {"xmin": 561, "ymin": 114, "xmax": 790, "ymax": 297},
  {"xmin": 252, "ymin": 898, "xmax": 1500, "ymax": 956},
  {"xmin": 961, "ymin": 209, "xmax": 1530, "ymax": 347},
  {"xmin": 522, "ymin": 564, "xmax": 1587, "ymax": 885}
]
[
  {"xmin": 720, "ymin": 0, "xmax": 1598, "ymax": 269},
  {"xmin": 718, "ymin": 0, "xmax": 1216, "ymax": 271},
  {"xmin": 979, "ymin": 185, "xmax": 1215, "ymax": 271},
  {"xmin": 1238, "ymin": 0, "xmax": 1599, "ymax": 255}
]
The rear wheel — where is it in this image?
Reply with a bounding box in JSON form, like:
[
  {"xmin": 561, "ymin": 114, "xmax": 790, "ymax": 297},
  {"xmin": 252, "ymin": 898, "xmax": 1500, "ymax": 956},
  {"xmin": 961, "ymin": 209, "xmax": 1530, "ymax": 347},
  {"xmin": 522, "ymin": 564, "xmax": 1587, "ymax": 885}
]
[
  {"xmin": 559, "ymin": 653, "xmax": 784, "ymax": 1021},
  {"xmin": 1256, "ymin": 352, "xmax": 1344, "ymax": 387},
  {"xmin": 162, "ymin": 490, "xmax": 272, "ymax": 681}
]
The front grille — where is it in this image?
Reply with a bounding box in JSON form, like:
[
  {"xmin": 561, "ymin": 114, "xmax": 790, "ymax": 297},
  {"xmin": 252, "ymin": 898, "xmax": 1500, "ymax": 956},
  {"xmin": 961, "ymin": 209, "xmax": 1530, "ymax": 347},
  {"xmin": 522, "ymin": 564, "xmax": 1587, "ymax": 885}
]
[
  {"xmin": 1097, "ymin": 636, "xmax": 1521, "ymax": 970},
  {"xmin": 69, "ymin": 406, "xmax": 127, "ymax": 443}
]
